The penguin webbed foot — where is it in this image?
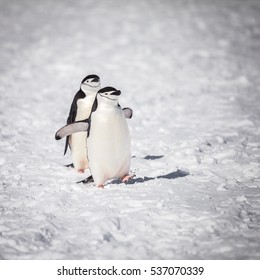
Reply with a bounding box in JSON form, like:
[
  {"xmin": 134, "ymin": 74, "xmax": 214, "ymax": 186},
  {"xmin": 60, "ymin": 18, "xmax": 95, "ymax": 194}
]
[
  {"xmin": 121, "ymin": 174, "xmax": 135, "ymax": 183},
  {"xmin": 77, "ymin": 175, "xmax": 94, "ymax": 184},
  {"xmin": 77, "ymin": 169, "xmax": 85, "ymax": 173}
]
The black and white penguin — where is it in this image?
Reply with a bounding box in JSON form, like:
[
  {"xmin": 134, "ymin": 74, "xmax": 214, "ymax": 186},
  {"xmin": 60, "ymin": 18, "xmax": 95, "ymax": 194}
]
[
  {"xmin": 56, "ymin": 87, "xmax": 133, "ymax": 188},
  {"xmin": 65, "ymin": 74, "xmax": 101, "ymax": 172}
]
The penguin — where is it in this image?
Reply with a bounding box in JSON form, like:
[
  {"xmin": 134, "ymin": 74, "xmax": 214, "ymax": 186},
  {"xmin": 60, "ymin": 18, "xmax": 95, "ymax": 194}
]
[
  {"xmin": 56, "ymin": 87, "xmax": 133, "ymax": 188},
  {"xmin": 65, "ymin": 74, "xmax": 101, "ymax": 173}
]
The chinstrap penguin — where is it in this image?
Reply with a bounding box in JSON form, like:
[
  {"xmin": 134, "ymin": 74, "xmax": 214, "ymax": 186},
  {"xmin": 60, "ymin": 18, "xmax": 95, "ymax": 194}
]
[
  {"xmin": 65, "ymin": 74, "xmax": 101, "ymax": 173},
  {"xmin": 56, "ymin": 86, "xmax": 133, "ymax": 188}
]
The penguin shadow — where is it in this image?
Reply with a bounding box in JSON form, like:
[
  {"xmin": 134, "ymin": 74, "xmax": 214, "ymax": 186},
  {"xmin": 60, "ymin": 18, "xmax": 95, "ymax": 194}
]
[
  {"xmin": 122, "ymin": 169, "xmax": 189, "ymax": 185},
  {"xmin": 142, "ymin": 155, "xmax": 164, "ymax": 160},
  {"xmin": 113, "ymin": 154, "xmax": 189, "ymax": 185}
]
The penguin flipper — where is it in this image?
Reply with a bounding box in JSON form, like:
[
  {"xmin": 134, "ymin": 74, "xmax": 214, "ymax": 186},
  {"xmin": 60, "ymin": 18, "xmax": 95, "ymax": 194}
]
[
  {"xmin": 55, "ymin": 120, "xmax": 89, "ymax": 140},
  {"xmin": 123, "ymin": 107, "xmax": 133, "ymax": 119}
]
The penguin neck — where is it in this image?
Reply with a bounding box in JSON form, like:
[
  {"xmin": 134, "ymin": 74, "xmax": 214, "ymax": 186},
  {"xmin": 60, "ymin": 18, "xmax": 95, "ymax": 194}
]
[
  {"xmin": 81, "ymin": 84, "xmax": 100, "ymax": 96},
  {"xmin": 97, "ymin": 95, "xmax": 119, "ymax": 108}
]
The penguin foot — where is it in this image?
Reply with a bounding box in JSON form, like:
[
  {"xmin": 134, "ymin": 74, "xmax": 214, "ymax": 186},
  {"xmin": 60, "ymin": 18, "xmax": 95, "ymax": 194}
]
[
  {"xmin": 77, "ymin": 175, "xmax": 94, "ymax": 184},
  {"xmin": 121, "ymin": 174, "xmax": 135, "ymax": 183},
  {"xmin": 77, "ymin": 169, "xmax": 85, "ymax": 173}
]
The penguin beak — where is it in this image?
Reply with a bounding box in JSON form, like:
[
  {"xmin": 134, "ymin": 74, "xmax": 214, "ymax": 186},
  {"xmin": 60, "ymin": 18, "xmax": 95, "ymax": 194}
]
[
  {"xmin": 92, "ymin": 77, "xmax": 100, "ymax": 83},
  {"xmin": 111, "ymin": 90, "xmax": 121, "ymax": 96}
]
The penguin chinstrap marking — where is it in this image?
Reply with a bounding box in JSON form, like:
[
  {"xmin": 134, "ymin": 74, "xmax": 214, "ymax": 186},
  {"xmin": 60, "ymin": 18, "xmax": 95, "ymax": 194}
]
[
  {"xmin": 56, "ymin": 87, "xmax": 133, "ymax": 188},
  {"xmin": 65, "ymin": 74, "xmax": 101, "ymax": 173}
]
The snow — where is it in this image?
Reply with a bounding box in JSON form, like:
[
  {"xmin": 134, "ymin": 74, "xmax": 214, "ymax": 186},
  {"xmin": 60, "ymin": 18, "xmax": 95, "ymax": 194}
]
[{"xmin": 1, "ymin": 0, "xmax": 260, "ymax": 259}]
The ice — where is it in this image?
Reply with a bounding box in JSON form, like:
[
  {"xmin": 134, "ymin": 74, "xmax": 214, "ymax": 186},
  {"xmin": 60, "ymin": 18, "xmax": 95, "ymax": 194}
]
[{"xmin": 0, "ymin": 0, "xmax": 260, "ymax": 260}]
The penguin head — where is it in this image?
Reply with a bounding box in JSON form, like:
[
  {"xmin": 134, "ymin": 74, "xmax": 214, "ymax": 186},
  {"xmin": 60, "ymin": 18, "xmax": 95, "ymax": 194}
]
[
  {"xmin": 80, "ymin": 74, "xmax": 101, "ymax": 93},
  {"xmin": 97, "ymin": 87, "xmax": 121, "ymax": 104}
]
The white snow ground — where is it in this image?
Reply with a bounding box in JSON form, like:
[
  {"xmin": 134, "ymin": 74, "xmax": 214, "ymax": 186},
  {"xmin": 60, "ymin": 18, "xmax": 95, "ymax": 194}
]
[{"xmin": 0, "ymin": 0, "xmax": 260, "ymax": 259}]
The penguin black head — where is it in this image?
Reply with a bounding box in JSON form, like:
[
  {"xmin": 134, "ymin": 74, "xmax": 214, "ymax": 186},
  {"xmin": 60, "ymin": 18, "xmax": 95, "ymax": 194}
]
[
  {"xmin": 81, "ymin": 74, "xmax": 101, "ymax": 92},
  {"xmin": 98, "ymin": 87, "xmax": 121, "ymax": 102}
]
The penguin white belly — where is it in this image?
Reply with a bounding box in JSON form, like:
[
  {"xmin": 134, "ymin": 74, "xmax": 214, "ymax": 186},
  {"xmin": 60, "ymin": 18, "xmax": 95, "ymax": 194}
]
[
  {"xmin": 87, "ymin": 106, "xmax": 131, "ymax": 186},
  {"xmin": 71, "ymin": 96, "xmax": 95, "ymax": 172}
]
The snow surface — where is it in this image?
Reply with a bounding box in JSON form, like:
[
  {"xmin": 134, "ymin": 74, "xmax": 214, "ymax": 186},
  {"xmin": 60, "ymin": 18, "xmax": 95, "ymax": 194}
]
[{"xmin": 1, "ymin": 0, "xmax": 260, "ymax": 259}]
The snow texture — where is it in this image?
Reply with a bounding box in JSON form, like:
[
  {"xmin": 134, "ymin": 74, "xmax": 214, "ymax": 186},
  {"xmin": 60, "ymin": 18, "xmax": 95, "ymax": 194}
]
[{"xmin": 0, "ymin": 0, "xmax": 260, "ymax": 259}]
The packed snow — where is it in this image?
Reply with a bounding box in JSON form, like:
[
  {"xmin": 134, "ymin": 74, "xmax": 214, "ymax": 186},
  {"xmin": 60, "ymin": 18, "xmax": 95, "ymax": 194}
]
[{"xmin": 0, "ymin": 0, "xmax": 260, "ymax": 259}]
